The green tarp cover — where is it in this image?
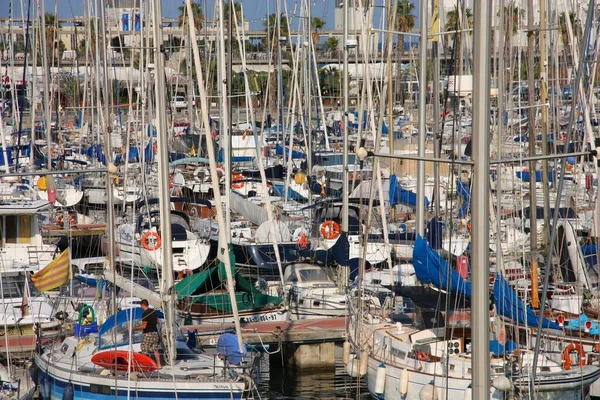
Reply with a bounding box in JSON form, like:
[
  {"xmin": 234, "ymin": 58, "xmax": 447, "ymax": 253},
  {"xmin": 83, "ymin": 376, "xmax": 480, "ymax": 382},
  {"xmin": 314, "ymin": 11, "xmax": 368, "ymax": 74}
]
[
  {"xmin": 196, "ymin": 274, "xmax": 283, "ymax": 313},
  {"xmin": 175, "ymin": 266, "xmax": 217, "ymax": 299}
]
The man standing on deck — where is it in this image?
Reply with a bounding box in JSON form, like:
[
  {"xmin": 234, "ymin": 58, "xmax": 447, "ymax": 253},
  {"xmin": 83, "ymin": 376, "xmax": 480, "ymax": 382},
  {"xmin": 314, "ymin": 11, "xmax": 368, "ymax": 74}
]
[{"xmin": 133, "ymin": 299, "xmax": 162, "ymax": 368}]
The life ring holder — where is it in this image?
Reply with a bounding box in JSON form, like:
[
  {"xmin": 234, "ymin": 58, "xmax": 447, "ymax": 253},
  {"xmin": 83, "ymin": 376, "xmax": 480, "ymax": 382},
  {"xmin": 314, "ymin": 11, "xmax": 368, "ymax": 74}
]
[
  {"xmin": 141, "ymin": 231, "xmax": 161, "ymax": 251},
  {"xmin": 320, "ymin": 220, "xmax": 341, "ymax": 240},
  {"xmin": 562, "ymin": 343, "xmax": 586, "ymax": 370}
]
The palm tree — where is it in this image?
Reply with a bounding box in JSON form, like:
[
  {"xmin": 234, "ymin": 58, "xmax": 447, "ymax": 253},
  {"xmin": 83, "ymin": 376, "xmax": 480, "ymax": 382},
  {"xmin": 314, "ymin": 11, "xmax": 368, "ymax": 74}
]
[
  {"xmin": 264, "ymin": 13, "xmax": 289, "ymax": 112},
  {"xmin": 177, "ymin": 1, "xmax": 203, "ymax": 31},
  {"xmin": 44, "ymin": 13, "xmax": 64, "ymax": 64},
  {"xmin": 325, "ymin": 36, "xmax": 339, "ymax": 54},
  {"xmin": 223, "ymin": 1, "xmax": 242, "ymax": 30},
  {"xmin": 395, "ymin": 0, "xmax": 415, "ymax": 104},
  {"xmin": 311, "ymin": 17, "xmax": 325, "ymax": 46},
  {"xmin": 395, "ymin": 0, "xmax": 415, "ymax": 55},
  {"xmin": 445, "ymin": 5, "xmax": 473, "ymax": 74}
]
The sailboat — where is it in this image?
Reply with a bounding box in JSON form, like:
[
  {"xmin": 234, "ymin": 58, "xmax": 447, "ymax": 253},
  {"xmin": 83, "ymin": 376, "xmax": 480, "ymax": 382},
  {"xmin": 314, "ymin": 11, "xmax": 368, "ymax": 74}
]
[{"xmin": 34, "ymin": 1, "xmax": 256, "ymax": 398}]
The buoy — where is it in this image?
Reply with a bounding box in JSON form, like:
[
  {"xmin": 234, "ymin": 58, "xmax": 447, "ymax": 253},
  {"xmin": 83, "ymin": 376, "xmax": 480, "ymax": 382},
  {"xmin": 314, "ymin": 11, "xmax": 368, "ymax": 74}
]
[
  {"xmin": 359, "ymin": 351, "xmax": 368, "ymax": 376},
  {"xmin": 463, "ymin": 387, "xmax": 472, "ymax": 400},
  {"xmin": 374, "ymin": 363, "xmax": 386, "ymax": 395},
  {"xmin": 399, "ymin": 368, "xmax": 409, "ymax": 395},
  {"xmin": 419, "ymin": 384, "xmax": 439, "ymax": 400},
  {"xmin": 346, "ymin": 354, "xmax": 359, "ymax": 377},
  {"xmin": 37, "ymin": 176, "xmax": 47, "ymax": 191},
  {"xmin": 47, "ymin": 188, "xmax": 56, "ymax": 205},
  {"xmin": 342, "ymin": 341, "xmax": 351, "ymax": 365},
  {"xmin": 491, "ymin": 375, "xmax": 512, "ymax": 391},
  {"xmin": 62, "ymin": 382, "xmax": 74, "ymax": 400}
]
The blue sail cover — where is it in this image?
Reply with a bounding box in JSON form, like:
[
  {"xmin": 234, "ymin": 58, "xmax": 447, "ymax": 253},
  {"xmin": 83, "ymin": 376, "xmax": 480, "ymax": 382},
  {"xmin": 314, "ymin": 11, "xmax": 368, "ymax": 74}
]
[
  {"xmin": 389, "ymin": 174, "xmax": 429, "ymax": 207},
  {"xmin": 515, "ymin": 170, "xmax": 556, "ymax": 183},
  {"xmin": 413, "ymin": 235, "xmax": 472, "ymax": 298},
  {"xmin": 493, "ymin": 274, "xmax": 559, "ymax": 329},
  {"xmin": 98, "ymin": 307, "xmax": 164, "ymax": 339}
]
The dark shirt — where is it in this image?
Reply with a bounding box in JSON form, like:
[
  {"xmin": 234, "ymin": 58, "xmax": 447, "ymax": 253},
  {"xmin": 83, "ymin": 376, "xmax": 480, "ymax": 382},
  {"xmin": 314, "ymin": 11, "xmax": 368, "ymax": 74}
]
[{"xmin": 141, "ymin": 308, "xmax": 158, "ymax": 333}]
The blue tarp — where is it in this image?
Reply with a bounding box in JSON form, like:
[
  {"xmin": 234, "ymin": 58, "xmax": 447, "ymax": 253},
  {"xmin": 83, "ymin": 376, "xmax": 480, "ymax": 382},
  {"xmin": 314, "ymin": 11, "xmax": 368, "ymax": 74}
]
[
  {"xmin": 515, "ymin": 170, "xmax": 556, "ymax": 183},
  {"xmin": 581, "ymin": 244, "xmax": 597, "ymax": 267},
  {"xmin": 275, "ymin": 143, "xmax": 307, "ymax": 159},
  {"xmin": 216, "ymin": 332, "xmax": 246, "ymax": 364},
  {"xmin": 98, "ymin": 307, "xmax": 164, "ymax": 339},
  {"xmin": 412, "ymin": 235, "xmax": 472, "ymax": 298},
  {"xmin": 566, "ymin": 313, "xmax": 600, "ymax": 335},
  {"xmin": 489, "ymin": 340, "xmax": 518, "ymax": 356},
  {"xmin": 493, "ymin": 274, "xmax": 559, "ymax": 329},
  {"xmin": 456, "ymin": 179, "xmax": 471, "ymax": 218},
  {"xmin": 389, "ymin": 174, "xmax": 429, "ymax": 207}
]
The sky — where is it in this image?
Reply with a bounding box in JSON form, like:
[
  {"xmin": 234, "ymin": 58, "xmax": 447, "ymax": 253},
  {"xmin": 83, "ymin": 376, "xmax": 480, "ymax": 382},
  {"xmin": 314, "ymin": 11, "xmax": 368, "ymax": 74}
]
[{"xmin": 1, "ymin": 0, "xmax": 422, "ymax": 32}]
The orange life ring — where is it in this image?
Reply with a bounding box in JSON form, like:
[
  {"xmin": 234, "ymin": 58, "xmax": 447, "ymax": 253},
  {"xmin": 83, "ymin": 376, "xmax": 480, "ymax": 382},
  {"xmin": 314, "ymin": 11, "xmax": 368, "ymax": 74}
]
[
  {"xmin": 232, "ymin": 173, "xmax": 244, "ymax": 189},
  {"xmin": 417, "ymin": 350, "xmax": 429, "ymax": 362},
  {"xmin": 320, "ymin": 220, "xmax": 341, "ymax": 240},
  {"xmin": 141, "ymin": 231, "xmax": 161, "ymax": 251},
  {"xmin": 562, "ymin": 343, "xmax": 586, "ymax": 370}
]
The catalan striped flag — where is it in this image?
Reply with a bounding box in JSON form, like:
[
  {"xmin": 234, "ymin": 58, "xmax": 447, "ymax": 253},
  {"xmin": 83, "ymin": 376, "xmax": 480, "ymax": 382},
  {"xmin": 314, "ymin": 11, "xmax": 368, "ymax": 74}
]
[{"xmin": 31, "ymin": 249, "xmax": 71, "ymax": 292}]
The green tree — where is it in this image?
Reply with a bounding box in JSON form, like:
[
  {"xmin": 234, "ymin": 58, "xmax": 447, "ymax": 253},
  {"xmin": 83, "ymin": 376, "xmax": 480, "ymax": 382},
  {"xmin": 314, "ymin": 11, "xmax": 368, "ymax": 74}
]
[
  {"xmin": 223, "ymin": 1, "xmax": 242, "ymax": 31},
  {"xmin": 178, "ymin": 1, "xmax": 203, "ymax": 31},
  {"xmin": 395, "ymin": 0, "xmax": 415, "ymax": 103},
  {"xmin": 325, "ymin": 36, "xmax": 339, "ymax": 53},
  {"xmin": 311, "ymin": 17, "xmax": 325, "ymax": 46},
  {"xmin": 264, "ymin": 13, "xmax": 289, "ymax": 112},
  {"xmin": 445, "ymin": 5, "xmax": 473, "ymax": 74},
  {"xmin": 44, "ymin": 13, "xmax": 65, "ymax": 64}
]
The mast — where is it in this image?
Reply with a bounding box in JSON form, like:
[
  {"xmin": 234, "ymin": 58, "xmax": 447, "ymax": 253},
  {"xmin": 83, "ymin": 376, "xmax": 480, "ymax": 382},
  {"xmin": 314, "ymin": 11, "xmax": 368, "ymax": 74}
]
[
  {"xmin": 416, "ymin": 0, "xmax": 427, "ymax": 236},
  {"xmin": 276, "ymin": 0, "xmax": 283, "ymax": 144},
  {"xmin": 151, "ymin": 0, "xmax": 176, "ymax": 366},
  {"xmin": 527, "ymin": 0, "xmax": 539, "ymax": 308},
  {"xmin": 342, "ymin": 0, "xmax": 349, "ymax": 233},
  {"xmin": 471, "ymin": 0, "xmax": 491, "ymax": 397},
  {"xmin": 39, "ymin": 0, "xmax": 52, "ymax": 169},
  {"xmin": 539, "ymin": 0, "xmax": 550, "ymax": 253},
  {"xmin": 431, "ymin": 0, "xmax": 440, "ymax": 217},
  {"xmin": 217, "ymin": 0, "xmax": 231, "ymax": 240}
]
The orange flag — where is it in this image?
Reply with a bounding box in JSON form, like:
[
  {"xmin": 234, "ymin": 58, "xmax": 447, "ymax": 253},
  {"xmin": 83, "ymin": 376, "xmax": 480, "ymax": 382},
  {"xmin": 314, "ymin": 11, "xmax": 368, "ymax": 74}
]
[{"xmin": 31, "ymin": 249, "xmax": 71, "ymax": 292}]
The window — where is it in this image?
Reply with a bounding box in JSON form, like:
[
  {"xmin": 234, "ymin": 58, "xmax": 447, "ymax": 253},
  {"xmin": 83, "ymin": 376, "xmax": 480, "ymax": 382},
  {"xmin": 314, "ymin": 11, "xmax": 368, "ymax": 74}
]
[{"xmin": 5, "ymin": 216, "xmax": 17, "ymax": 244}]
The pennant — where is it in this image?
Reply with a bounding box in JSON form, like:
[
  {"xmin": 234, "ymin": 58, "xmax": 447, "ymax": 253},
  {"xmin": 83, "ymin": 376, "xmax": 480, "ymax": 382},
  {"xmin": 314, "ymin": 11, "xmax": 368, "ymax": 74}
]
[
  {"xmin": 31, "ymin": 249, "xmax": 71, "ymax": 292},
  {"xmin": 429, "ymin": 0, "xmax": 440, "ymax": 42}
]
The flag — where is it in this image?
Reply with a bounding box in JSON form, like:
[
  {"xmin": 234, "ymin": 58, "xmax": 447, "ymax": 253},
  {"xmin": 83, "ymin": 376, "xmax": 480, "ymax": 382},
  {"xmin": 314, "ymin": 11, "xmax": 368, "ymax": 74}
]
[
  {"xmin": 31, "ymin": 249, "xmax": 71, "ymax": 292},
  {"xmin": 429, "ymin": 0, "xmax": 440, "ymax": 42}
]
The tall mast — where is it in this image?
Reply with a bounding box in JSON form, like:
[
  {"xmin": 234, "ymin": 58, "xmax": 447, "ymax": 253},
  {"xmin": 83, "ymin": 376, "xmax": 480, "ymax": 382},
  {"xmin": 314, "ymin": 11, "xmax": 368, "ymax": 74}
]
[
  {"xmin": 152, "ymin": 0, "xmax": 176, "ymax": 366},
  {"xmin": 471, "ymin": 0, "xmax": 491, "ymax": 397},
  {"xmin": 39, "ymin": 0, "xmax": 52, "ymax": 168},
  {"xmin": 276, "ymin": 0, "xmax": 283, "ymax": 143},
  {"xmin": 539, "ymin": 0, "xmax": 550, "ymax": 251},
  {"xmin": 342, "ymin": 0, "xmax": 349, "ymax": 234},
  {"xmin": 217, "ymin": 0, "xmax": 231, "ymax": 239},
  {"xmin": 527, "ymin": 0, "xmax": 539, "ymax": 308},
  {"xmin": 416, "ymin": 0, "xmax": 427, "ymax": 236},
  {"xmin": 431, "ymin": 0, "xmax": 441, "ymax": 217}
]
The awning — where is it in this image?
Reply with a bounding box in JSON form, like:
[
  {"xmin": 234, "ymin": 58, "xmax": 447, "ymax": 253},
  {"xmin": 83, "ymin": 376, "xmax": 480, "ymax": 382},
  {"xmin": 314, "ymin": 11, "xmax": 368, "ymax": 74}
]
[{"xmin": 232, "ymin": 65, "xmax": 291, "ymax": 74}]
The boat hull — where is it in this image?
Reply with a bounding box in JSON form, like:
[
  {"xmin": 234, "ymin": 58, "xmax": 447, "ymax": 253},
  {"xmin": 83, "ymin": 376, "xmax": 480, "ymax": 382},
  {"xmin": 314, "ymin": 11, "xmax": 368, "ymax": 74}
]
[{"xmin": 35, "ymin": 354, "xmax": 249, "ymax": 400}]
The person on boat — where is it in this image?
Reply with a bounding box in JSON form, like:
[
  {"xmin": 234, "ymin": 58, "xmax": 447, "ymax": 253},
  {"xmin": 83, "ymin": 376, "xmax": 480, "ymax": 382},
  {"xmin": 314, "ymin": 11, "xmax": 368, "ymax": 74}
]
[{"xmin": 133, "ymin": 299, "xmax": 162, "ymax": 369}]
